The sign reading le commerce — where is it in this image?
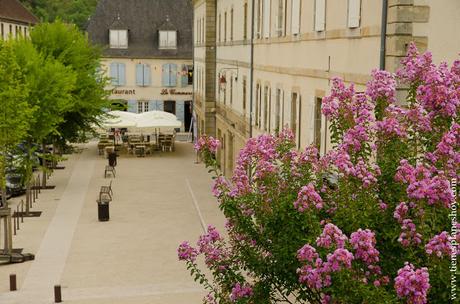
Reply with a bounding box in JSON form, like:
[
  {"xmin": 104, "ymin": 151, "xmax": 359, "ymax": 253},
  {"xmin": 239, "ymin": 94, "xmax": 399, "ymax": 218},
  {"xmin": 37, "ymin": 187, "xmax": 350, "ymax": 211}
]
[{"xmin": 161, "ymin": 89, "xmax": 193, "ymax": 96}]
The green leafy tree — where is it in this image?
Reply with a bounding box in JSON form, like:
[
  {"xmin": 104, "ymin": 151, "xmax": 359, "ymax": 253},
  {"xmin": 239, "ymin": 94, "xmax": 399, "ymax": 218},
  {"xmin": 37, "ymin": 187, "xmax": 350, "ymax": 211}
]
[
  {"xmin": 12, "ymin": 37, "xmax": 76, "ymax": 209},
  {"xmin": 20, "ymin": 0, "xmax": 98, "ymax": 30},
  {"xmin": 0, "ymin": 40, "xmax": 32, "ymax": 208},
  {"xmin": 30, "ymin": 21, "xmax": 110, "ymax": 151}
]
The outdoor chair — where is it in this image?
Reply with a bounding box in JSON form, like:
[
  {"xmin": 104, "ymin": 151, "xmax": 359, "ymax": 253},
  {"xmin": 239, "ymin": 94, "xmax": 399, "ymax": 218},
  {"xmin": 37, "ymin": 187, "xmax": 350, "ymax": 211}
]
[
  {"xmin": 104, "ymin": 165, "xmax": 116, "ymax": 178},
  {"xmin": 100, "ymin": 180, "xmax": 113, "ymax": 201}
]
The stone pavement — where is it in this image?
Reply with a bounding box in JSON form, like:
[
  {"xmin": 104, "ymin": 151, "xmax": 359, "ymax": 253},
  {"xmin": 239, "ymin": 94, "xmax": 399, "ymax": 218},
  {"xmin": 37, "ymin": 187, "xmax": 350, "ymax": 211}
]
[{"xmin": 0, "ymin": 142, "xmax": 225, "ymax": 303}]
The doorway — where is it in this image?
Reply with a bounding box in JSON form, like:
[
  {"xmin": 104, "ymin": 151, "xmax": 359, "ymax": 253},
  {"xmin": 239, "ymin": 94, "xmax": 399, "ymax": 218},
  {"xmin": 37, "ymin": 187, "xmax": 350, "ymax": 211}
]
[
  {"xmin": 164, "ymin": 100, "xmax": 176, "ymax": 114},
  {"xmin": 184, "ymin": 101, "xmax": 192, "ymax": 132}
]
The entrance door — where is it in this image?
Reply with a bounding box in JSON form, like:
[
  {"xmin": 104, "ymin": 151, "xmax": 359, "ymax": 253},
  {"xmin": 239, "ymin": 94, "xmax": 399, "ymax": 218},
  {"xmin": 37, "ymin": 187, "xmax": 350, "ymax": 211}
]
[
  {"xmin": 164, "ymin": 100, "xmax": 176, "ymax": 114},
  {"xmin": 184, "ymin": 101, "xmax": 192, "ymax": 132}
]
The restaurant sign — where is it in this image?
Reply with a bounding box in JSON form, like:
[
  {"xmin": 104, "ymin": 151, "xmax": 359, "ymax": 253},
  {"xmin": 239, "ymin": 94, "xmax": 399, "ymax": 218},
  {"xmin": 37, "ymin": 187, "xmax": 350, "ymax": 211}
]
[
  {"xmin": 161, "ymin": 89, "xmax": 193, "ymax": 96},
  {"xmin": 111, "ymin": 89, "xmax": 136, "ymax": 95}
]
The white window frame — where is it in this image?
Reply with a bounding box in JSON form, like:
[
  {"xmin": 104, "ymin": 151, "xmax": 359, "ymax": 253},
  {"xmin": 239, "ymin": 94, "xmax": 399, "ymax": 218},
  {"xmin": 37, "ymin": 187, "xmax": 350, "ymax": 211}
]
[
  {"xmin": 110, "ymin": 29, "xmax": 128, "ymax": 49},
  {"xmin": 291, "ymin": 0, "xmax": 301, "ymax": 35},
  {"xmin": 138, "ymin": 101, "xmax": 149, "ymax": 113},
  {"xmin": 314, "ymin": 0, "xmax": 326, "ymax": 32},
  {"xmin": 263, "ymin": 0, "xmax": 271, "ymax": 38},
  {"xmin": 347, "ymin": 0, "xmax": 361, "ymax": 28},
  {"xmin": 159, "ymin": 31, "xmax": 177, "ymax": 49}
]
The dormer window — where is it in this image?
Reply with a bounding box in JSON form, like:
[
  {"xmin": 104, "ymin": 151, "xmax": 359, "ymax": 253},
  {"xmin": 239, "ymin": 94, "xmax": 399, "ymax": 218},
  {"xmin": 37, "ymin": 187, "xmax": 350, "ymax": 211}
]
[
  {"xmin": 110, "ymin": 29, "xmax": 128, "ymax": 49},
  {"xmin": 159, "ymin": 31, "xmax": 177, "ymax": 49}
]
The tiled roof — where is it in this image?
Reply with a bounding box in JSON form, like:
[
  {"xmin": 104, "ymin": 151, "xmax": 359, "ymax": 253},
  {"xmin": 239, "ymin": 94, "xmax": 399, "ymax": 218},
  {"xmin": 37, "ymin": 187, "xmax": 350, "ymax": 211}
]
[
  {"xmin": 86, "ymin": 0, "xmax": 193, "ymax": 59},
  {"xmin": 0, "ymin": 0, "xmax": 39, "ymax": 24}
]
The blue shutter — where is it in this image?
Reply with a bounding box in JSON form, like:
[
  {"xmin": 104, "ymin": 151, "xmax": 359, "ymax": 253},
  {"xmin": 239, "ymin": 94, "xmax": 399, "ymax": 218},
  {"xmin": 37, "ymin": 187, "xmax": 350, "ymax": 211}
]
[
  {"xmin": 110, "ymin": 63, "xmax": 118, "ymax": 86},
  {"xmin": 127, "ymin": 100, "xmax": 137, "ymax": 113},
  {"xmin": 176, "ymin": 101, "xmax": 185, "ymax": 131},
  {"xmin": 148, "ymin": 100, "xmax": 156, "ymax": 112},
  {"xmin": 162, "ymin": 64, "xmax": 169, "ymax": 86},
  {"xmin": 181, "ymin": 65, "xmax": 188, "ymax": 87},
  {"xmin": 157, "ymin": 100, "xmax": 164, "ymax": 111},
  {"xmin": 119, "ymin": 63, "xmax": 126, "ymax": 86},
  {"xmin": 170, "ymin": 64, "xmax": 177, "ymax": 87},
  {"xmin": 143, "ymin": 64, "xmax": 151, "ymax": 86},
  {"xmin": 136, "ymin": 64, "xmax": 143, "ymax": 86}
]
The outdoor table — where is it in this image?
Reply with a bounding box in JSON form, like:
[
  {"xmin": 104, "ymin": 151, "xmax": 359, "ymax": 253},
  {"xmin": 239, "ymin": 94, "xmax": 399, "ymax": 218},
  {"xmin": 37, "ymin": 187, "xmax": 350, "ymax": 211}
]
[{"xmin": 135, "ymin": 145, "xmax": 146, "ymax": 157}]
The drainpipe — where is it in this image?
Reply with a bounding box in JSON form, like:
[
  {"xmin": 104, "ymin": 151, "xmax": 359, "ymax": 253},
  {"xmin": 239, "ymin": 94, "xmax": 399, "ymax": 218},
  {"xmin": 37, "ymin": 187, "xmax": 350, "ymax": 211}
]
[
  {"xmin": 192, "ymin": 2, "xmax": 196, "ymax": 141},
  {"xmin": 379, "ymin": 0, "xmax": 388, "ymax": 70},
  {"xmin": 249, "ymin": 0, "xmax": 255, "ymax": 138}
]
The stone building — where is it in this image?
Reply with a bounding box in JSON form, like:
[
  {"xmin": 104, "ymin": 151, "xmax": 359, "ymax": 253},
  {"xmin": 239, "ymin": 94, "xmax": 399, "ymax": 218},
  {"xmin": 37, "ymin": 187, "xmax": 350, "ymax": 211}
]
[
  {"xmin": 0, "ymin": 0, "xmax": 38, "ymax": 40},
  {"xmin": 87, "ymin": 0, "xmax": 194, "ymax": 132},
  {"xmin": 193, "ymin": 0, "xmax": 460, "ymax": 176}
]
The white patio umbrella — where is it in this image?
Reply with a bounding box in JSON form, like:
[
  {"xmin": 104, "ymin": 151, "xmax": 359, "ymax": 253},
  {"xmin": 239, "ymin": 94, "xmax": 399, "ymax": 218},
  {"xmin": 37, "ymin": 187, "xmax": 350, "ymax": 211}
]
[
  {"xmin": 135, "ymin": 111, "xmax": 182, "ymax": 132},
  {"xmin": 101, "ymin": 111, "xmax": 137, "ymax": 129}
]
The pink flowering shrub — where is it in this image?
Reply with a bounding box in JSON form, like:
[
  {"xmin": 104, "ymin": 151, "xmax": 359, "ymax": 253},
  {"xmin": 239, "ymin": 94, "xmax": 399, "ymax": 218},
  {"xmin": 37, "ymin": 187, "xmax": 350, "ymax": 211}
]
[{"xmin": 179, "ymin": 43, "xmax": 459, "ymax": 303}]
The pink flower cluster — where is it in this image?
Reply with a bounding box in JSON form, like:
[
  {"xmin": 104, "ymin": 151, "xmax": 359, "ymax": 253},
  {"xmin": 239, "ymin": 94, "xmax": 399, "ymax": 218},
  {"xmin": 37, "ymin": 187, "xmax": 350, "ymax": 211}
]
[
  {"xmin": 398, "ymin": 219, "xmax": 422, "ymax": 247},
  {"xmin": 230, "ymin": 283, "xmax": 253, "ymax": 302},
  {"xmin": 425, "ymin": 231, "xmax": 452, "ymax": 258},
  {"xmin": 395, "ymin": 160, "xmax": 454, "ymax": 208},
  {"xmin": 329, "ymin": 151, "xmax": 380, "ymax": 188},
  {"xmin": 294, "ymin": 183, "xmax": 324, "ymax": 212},
  {"xmin": 416, "ymin": 62, "xmax": 460, "ymax": 118},
  {"xmin": 316, "ymin": 224, "xmax": 348, "ymax": 249},
  {"xmin": 197, "ymin": 225, "xmax": 230, "ymax": 268},
  {"xmin": 397, "ymin": 43, "xmax": 435, "ymax": 84},
  {"xmin": 212, "ymin": 176, "xmax": 230, "ymax": 198},
  {"xmin": 194, "ymin": 135, "xmax": 221, "ymax": 154},
  {"xmin": 297, "ymin": 248, "xmax": 354, "ymax": 290},
  {"xmin": 325, "ymin": 248, "xmax": 354, "ymax": 272},
  {"xmin": 394, "ymin": 263, "xmax": 430, "ymax": 304},
  {"xmin": 297, "ymin": 244, "xmax": 319, "ymax": 263},
  {"xmin": 376, "ymin": 116, "xmax": 407, "ymax": 138},
  {"xmin": 177, "ymin": 241, "xmax": 198, "ymax": 262},
  {"xmin": 431, "ymin": 123, "xmax": 460, "ymax": 178},
  {"xmin": 322, "ymin": 77, "xmax": 355, "ymax": 119},
  {"xmin": 394, "ymin": 202, "xmax": 410, "ymax": 223},
  {"xmin": 366, "ymin": 69, "xmax": 397, "ymax": 103},
  {"xmin": 350, "ymin": 229, "xmax": 380, "ymax": 265},
  {"xmin": 203, "ymin": 293, "xmax": 217, "ymax": 304}
]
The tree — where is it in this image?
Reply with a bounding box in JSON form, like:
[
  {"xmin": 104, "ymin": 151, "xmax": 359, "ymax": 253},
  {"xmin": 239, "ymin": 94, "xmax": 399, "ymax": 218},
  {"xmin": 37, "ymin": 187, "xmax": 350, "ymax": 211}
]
[
  {"xmin": 0, "ymin": 40, "xmax": 32, "ymax": 208},
  {"xmin": 181, "ymin": 44, "xmax": 459, "ymax": 303},
  {"xmin": 12, "ymin": 37, "xmax": 76, "ymax": 210},
  {"xmin": 19, "ymin": 0, "xmax": 98, "ymax": 30},
  {"xmin": 30, "ymin": 21, "xmax": 110, "ymax": 150}
]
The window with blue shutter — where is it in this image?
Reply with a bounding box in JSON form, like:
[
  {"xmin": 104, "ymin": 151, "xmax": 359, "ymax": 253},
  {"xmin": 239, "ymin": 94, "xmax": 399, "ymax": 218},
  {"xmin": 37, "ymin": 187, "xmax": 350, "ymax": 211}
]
[
  {"xmin": 118, "ymin": 63, "xmax": 126, "ymax": 85},
  {"xmin": 143, "ymin": 64, "xmax": 151, "ymax": 86},
  {"xmin": 170, "ymin": 64, "xmax": 177, "ymax": 87},
  {"xmin": 110, "ymin": 63, "xmax": 118, "ymax": 86},
  {"xmin": 136, "ymin": 64, "xmax": 151, "ymax": 87},
  {"xmin": 127, "ymin": 100, "xmax": 137, "ymax": 113},
  {"xmin": 136, "ymin": 64, "xmax": 143, "ymax": 86},
  {"xmin": 162, "ymin": 64, "xmax": 178, "ymax": 87},
  {"xmin": 110, "ymin": 62, "xmax": 126, "ymax": 86},
  {"xmin": 162, "ymin": 64, "xmax": 170, "ymax": 86},
  {"xmin": 181, "ymin": 65, "xmax": 189, "ymax": 87}
]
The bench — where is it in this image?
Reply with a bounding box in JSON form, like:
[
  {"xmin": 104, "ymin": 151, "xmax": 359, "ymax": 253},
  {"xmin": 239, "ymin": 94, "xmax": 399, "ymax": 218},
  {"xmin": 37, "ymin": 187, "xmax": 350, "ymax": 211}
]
[
  {"xmin": 104, "ymin": 166, "xmax": 116, "ymax": 178},
  {"xmin": 100, "ymin": 180, "xmax": 113, "ymax": 201}
]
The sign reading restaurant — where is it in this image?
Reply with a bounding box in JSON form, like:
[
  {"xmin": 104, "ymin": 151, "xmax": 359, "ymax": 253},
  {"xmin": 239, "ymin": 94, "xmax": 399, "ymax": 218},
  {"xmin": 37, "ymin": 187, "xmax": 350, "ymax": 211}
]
[{"xmin": 111, "ymin": 88, "xmax": 136, "ymax": 95}]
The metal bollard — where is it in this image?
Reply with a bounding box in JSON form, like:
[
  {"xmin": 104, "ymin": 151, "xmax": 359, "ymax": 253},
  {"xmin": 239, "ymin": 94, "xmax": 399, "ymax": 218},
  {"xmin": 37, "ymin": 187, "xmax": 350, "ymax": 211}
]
[
  {"xmin": 10, "ymin": 274, "xmax": 17, "ymax": 291},
  {"xmin": 13, "ymin": 211, "xmax": 16, "ymax": 236},
  {"xmin": 54, "ymin": 285, "xmax": 62, "ymax": 303},
  {"xmin": 20, "ymin": 200, "xmax": 24, "ymax": 223},
  {"xmin": 16, "ymin": 205, "xmax": 20, "ymax": 231}
]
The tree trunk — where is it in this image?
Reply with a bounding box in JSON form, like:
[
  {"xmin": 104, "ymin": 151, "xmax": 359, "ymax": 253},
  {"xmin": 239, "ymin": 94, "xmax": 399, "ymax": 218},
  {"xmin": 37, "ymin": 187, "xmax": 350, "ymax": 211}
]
[{"xmin": 42, "ymin": 143, "xmax": 47, "ymax": 188}]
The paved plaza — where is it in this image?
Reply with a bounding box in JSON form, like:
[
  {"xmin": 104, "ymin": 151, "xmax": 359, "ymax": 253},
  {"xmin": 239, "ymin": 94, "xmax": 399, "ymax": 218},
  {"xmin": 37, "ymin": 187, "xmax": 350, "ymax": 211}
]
[{"xmin": 0, "ymin": 142, "xmax": 225, "ymax": 303}]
